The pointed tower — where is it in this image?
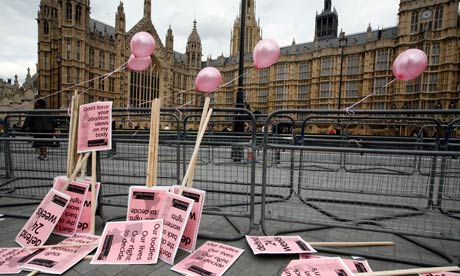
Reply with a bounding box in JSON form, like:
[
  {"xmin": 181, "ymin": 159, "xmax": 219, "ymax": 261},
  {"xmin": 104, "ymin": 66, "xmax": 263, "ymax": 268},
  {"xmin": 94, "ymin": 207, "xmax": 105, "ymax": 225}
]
[
  {"xmin": 144, "ymin": 0, "xmax": 151, "ymax": 19},
  {"xmin": 230, "ymin": 0, "xmax": 261, "ymax": 56},
  {"xmin": 314, "ymin": 0, "xmax": 339, "ymax": 41},
  {"xmin": 166, "ymin": 25, "xmax": 174, "ymax": 54},
  {"xmin": 186, "ymin": 20, "xmax": 202, "ymax": 69}
]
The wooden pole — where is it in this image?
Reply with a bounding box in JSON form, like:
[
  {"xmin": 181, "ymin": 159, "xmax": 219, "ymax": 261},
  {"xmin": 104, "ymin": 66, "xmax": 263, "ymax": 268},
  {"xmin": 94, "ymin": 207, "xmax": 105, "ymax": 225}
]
[
  {"xmin": 151, "ymin": 99, "xmax": 161, "ymax": 187},
  {"xmin": 356, "ymin": 266, "xmax": 460, "ymax": 276},
  {"xmin": 146, "ymin": 99, "xmax": 158, "ymax": 187},
  {"xmin": 90, "ymin": 151, "xmax": 96, "ymax": 235},
  {"xmin": 60, "ymin": 152, "xmax": 91, "ymax": 192},
  {"xmin": 309, "ymin": 241, "xmax": 394, "ymax": 247}
]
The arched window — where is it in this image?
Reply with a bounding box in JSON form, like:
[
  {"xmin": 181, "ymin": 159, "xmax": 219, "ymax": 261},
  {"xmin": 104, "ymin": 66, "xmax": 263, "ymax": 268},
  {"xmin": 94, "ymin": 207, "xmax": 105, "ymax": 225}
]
[
  {"xmin": 75, "ymin": 4, "xmax": 82, "ymax": 23},
  {"xmin": 43, "ymin": 21, "xmax": 49, "ymax": 35},
  {"xmin": 434, "ymin": 6, "xmax": 443, "ymax": 29},
  {"xmin": 66, "ymin": 1, "xmax": 72, "ymax": 20},
  {"xmin": 410, "ymin": 11, "xmax": 418, "ymax": 33}
]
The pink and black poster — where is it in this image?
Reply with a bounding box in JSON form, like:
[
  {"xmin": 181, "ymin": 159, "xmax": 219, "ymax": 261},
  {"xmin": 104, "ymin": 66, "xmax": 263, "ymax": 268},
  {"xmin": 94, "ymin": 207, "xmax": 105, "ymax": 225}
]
[
  {"xmin": 300, "ymin": 254, "xmax": 373, "ymax": 273},
  {"xmin": 127, "ymin": 186, "xmax": 169, "ymax": 221},
  {"xmin": 15, "ymin": 189, "xmax": 70, "ymax": 248},
  {"xmin": 91, "ymin": 220, "xmax": 163, "ymax": 265},
  {"xmin": 282, "ymin": 257, "xmax": 354, "ymax": 276},
  {"xmin": 171, "ymin": 185, "xmax": 206, "ymax": 252},
  {"xmin": 0, "ymin": 248, "xmax": 33, "ymax": 274},
  {"xmin": 171, "ymin": 241, "xmax": 244, "ymax": 276},
  {"xmin": 246, "ymin": 235, "xmax": 316, "ymax": 255},
  {"xmin": 20, "ymin": 234, "xmax": 99, "ymax": 274},
  {"xmin": 77, "ymin": 101, "xmax": 112, "ymax": 153}
]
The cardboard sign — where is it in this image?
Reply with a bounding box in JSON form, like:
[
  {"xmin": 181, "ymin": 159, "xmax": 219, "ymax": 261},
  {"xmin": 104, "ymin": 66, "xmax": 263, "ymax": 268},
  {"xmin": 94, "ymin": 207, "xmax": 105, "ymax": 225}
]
[
  {"xmin": 171, "ymin": 185, "xmax": 206, "ymax": 252},
  {"xmin": 246, "ymin": 235, "xmax": 316, "ymax": 255},
  {"xmin": 15, "ymin": 189, "xmax": 71, "ymax": 247},
  {"xmin": 127, "ymin": 186, "xmax": 169, "ymax": 221},
  {"xmin": 171, "ymin": 241, "xmax": 244, "ymax": 276},
  {"xmin": 77, "ymin": 181, "xmax": 100, "ymax": 234},
  {"xmin": 20, "ymin": 234, "xmax": 99, "ymax": 274},
  {"xmin": 158, "ymin": 192, "xmax": 194, "ymax": 264},
  {"xmin": 300, "ymin": 254, "xmax": 373, "ymax": 273},
  {"xmin": 0, "ymin": 248, "xmax": 33, "ymax": 274},
  {"xmin": 53, "ymin": 178, "xmax": 89, "ymax": 237},
  {"xmin": 91, "ymin": 220, "xmax": 163, "ymax": 265},
  {"xmin": 77, "ymin": 101, "xmax": 112, "ymax": 153},
  {"xmin": 282, "ymin": 257, "xmax": 354, "ymax": 276}
]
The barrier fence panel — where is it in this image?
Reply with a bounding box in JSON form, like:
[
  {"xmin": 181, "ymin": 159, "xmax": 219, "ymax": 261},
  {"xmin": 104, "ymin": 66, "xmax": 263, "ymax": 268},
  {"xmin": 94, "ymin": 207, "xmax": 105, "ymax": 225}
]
[{"xmin": 261, "ymin": 110, "xmax": 460, "ymax": 246}]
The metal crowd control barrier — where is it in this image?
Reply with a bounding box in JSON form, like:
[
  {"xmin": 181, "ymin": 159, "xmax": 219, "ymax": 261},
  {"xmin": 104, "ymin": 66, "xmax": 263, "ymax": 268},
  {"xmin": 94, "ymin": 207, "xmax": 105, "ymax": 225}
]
[{"xmin": 260, "ymin": 109, "xmax": 460, "ymax": 266}]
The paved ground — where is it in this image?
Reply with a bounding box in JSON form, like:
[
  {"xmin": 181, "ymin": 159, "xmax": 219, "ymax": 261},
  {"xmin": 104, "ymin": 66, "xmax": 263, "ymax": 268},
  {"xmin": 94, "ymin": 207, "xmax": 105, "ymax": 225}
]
[{"xmin": 0, "ymin": 197, "xmax": 459, "ymax": 276}]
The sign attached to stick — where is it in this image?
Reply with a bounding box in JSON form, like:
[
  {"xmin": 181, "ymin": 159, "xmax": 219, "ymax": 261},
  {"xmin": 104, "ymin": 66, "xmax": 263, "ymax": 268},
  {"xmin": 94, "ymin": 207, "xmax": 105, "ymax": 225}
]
[
  {"xmin": 300, "ymin": 254, "xmax": 373, "ymax": 273},
  {"xmin": 171, "ymin": 241, "xmax": 244, "ymax": 276},
  {"xmin": 282, "ymin": 257, "xmax": 354, "ymax": 276},
  {"xmin": 420, "ymin": 273, "xmax": 460, "ymax": 276},
  {"xmin": 91, "ymin": 220, "xmax": 163, "ymax": 265},
  {"xmin": 77, "ymin": 101, "xmax": 112, "ymax": 153},
  {"xmin": 76, "ymin": 180, "xmax": 100, "ymax": 234},
  {"xmin": 127, "ymin": 186, "xmax": 169, "ymax": 221},
  {"xmin": 20, "ymin": 234, "xmax": 99, "ymax": 274},
  {"xmin": 158, "ymin": 192, "xmax": 194, "ymax": 264},
  {"xmin": 15, "ymin": 189, "xmax": 70, "ymax": 248},
  {"xmin": 246, "ymin": 235, "xmax": 316, "ymax": 255},
  {"xmin": 53, "ymin": 177, "xmax": 89, "ymax": 237},
  {"xmin": 0, "ymin": 248, "xmax": 33, "ymax": 274},
  {"xmin": 171, "ymin": 185, "xmax": 206, "ymax": 252}
]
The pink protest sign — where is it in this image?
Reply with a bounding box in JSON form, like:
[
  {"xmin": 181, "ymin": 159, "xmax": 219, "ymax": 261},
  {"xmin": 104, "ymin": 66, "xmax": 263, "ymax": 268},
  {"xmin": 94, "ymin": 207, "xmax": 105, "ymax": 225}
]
[
  {"xmin": 20, "ymin": 234, "xmax": 99, "ymax": 274},
  {"xmin": 300, "ymin": 254, "xmax": 373, "ymax": 273},
  {"xmin": 246, "ymin": 235, "xmax": 316, "ymax": 255},
  {"xmin": 15, "ymin": 189, "xmax": 71, "ymax": 248},
  {"xmin": 420, "ymin": 273, "xmax": 460, "ymax": 276},
  {"xmin": 127, "ymin": 186, "xmax": 169, "ymax": 221},
  {"xmin": 91, "ymin": 220, "xmax": 163, "ymax": 265},
  {"xmin": 171, "ymin": 241, "xmax": 244, "ymax": 276},
  {"xmin": 52, "ymin": 178, "xmax": 89, "ymax": 237},
  {"xmin": 77, "ymin": 180, "xmax": 100, "ymax": 234},
  {"xmin": 0, "ymin": 248, "xmax": 33, "ymax": 274},
  {"xmin": 77, "ymin": 101, "xmax": 112, "ymax": 153},
  {"xmin": 158, "ymin": 192, "xmax": 194, "ymax": 264},
  {"xmin": 282, "ymin": 257, "xmax": 354, "ymax": 276},
  {"xmin": 171, "ymin": 185, "xmax": 206, "ymax": 252}
]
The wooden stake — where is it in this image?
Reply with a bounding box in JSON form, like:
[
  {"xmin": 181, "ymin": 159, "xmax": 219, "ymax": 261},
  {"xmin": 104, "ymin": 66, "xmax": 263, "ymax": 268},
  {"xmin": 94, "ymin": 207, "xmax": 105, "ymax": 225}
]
[
  {"xmin": 309, "ymin": 241, "xmax": 394, "ymax": 247},
  {"xmin": 146, "ymin": 99, "xmax": 158, "ymax": 187},
  {"xmin": 179, "ymin": 108, "xmax": 213, "ymax": 195},
  {"xmin": 151, "ymin": 99, "xmax": 161, "ymax": 188},
  {"xmin": 79, "ymin": 152, "xmax": 89, "ymax": 180},
  {"xmin": 26, "ymin": 270, "xmax": 40, "ymax": 276},
  {"xmin": 90, "ymin": 151, "xmax": 96, "ymax": 235},
  {"xmin": 26, "ymin": 242, "xmax": 98, "ymax": 250},
  {"xmin": 356, "ymin": 266, "xmax": 460, "ymax": 276},
  {"xmin": 83, "ymin": 255, "xmax": 94, "ymax": 260},
  {"xmin": 60, "ymin": 152, "xmax": 91, "ymax": 192},
  {"xmin": 67, "ymin": 92, "xmax": 79, "ymax": 177}
]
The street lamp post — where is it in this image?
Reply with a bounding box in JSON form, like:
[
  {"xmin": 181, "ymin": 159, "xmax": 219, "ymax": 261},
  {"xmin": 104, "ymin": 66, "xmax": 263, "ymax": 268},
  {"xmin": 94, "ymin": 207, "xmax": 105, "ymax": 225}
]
[
  {"xmin": 338, "ymin": 36, "xmax": 347, "ymax": 111},
  {"xmin": 56, "ymin": 55, "xmax": 62, "ymax": 109}
]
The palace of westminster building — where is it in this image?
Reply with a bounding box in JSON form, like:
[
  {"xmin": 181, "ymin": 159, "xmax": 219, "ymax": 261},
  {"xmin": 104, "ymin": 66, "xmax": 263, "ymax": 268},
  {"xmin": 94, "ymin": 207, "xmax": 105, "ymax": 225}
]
[{"xmin": 37, "ymin": 0, "xmax": 459, "ymax": 117}]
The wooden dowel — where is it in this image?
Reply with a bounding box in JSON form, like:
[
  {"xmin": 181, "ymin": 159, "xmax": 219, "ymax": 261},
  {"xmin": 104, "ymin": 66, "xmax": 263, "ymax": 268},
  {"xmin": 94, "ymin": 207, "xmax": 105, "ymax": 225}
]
[
  {"xmin": 151, "ymin": 99, "xmax": 161, "ymax": 187},
  {"xmin": 68, "ymin": 92, "xmax": 80, "ymax": 175},
  {"xmin": 309, "ymin": 241, "xmax": 394, "ymax": 247},
  {"xmin": 90, "ymin": 151, "xmax": 96, "ymax": 235},
  {"xmin": 146, "ymin": 99, "xmax": 157, "ymax": 187},
  {"xmin": 79, "ymin": 152, "xmax": 89, "ymax": 179},
  {"xmin": 26, "ymin": 242, "xmax": 99, "ymax": 250},
  {"xmin": 179, "ymin": 108, "xmax": 213, "ymax": 195},
  {"xmin": 60, "ymin": 152, "xmax": 90, "ymax": 192},
  {"xmin": 356, "ymin": 266, "xmax": 460, "ymax": 276},
  {"xmin": 83, "ymin": 255, "xmax": 94, "ymax": 260},
  {"xmin": 26, "ymin": 270, "xmax": 40, "ymax": 276},
  {"xmin": 66, "ymin": 94, "xmax": 76, "ymax": 177}
]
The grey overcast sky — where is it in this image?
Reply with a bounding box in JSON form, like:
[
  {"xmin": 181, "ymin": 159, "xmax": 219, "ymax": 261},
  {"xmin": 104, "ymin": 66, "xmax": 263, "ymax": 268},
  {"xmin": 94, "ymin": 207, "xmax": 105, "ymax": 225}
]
[{"xmin": 0, "ymin": 0, "xmax": 399, "ymax": 83}]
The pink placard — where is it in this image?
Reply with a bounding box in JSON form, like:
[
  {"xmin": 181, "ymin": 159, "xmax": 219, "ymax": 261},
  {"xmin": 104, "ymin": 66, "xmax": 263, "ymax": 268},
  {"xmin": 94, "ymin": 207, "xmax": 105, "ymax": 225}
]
[
  {"xmin": 171, "ymin": 241, "xmax": 244, "ymax": 276},
  {"xmin": 15, "ymin": 188, "xmax": 71, "ymax": 248},
  {"xmin": 91, "ymin": 220, "xmax": 163, "ymax": 265},
  {"xmin": 420, "ymin": 273, "xmax": 460, "ymax": 276},
  {"xmin": 52, "ymin": 178, "xmax": 89, "ymax": 237},
  {"xmin": 77, "ymin": 101, "xmax": 112, "ymax": 153},
  {"xmin": 20, "ymin": 234, "xmax": 99, "ymax": 274},
  {"xmin": 158, "ymin": 192, "xmax": 194, "ymax": 264},
  {"xmin": 282, "ymin": 257, "xmax": 354, "ymax": 276},
  {"xmin": 76, "ymin": 180, "xmax": 100, "ymax": 234},
  {"xmin": 127, "ymin": 186, "xmax": 169, "ymax": 221},
  {"xmin": 246, "ymin": 235, "xmax": 316, "ymax": 255},
  {"xmin": 171, "ymin": 185, "xmax": 206, "ymax": 252},
  {"xmin": 0, "ymin": 248, "xmax": 33, "ymax": 274},
  {"xmin": 300, "ymin": 254, "xmax": 373, "ymax": 273}
]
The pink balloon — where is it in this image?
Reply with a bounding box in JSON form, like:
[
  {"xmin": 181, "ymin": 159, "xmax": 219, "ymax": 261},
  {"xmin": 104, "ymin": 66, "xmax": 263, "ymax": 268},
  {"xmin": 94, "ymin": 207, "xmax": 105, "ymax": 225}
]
[
  {"xmin": 392, "ymin": 49, "xmax": 428, "ymax": 80},
  {"xmin": 195, "ymin": 67, "xmax": 222, "ymax": 93},
  {"xmin": 130, "ymin": 32, "xmax": 156, "ymax": 58},
  {"xmin": 128, "ymin": 54, "xmax": 151, "ymax": 71},
  {"xmin": 253, "ymin": 39, "xmax": 280, "ymax": 69}
]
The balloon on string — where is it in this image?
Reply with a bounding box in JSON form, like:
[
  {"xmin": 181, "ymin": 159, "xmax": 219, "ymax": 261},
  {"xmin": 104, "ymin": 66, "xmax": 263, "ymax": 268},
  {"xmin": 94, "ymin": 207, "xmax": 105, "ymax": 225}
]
[
  {"xmin": 253, "ymin": 39, "xmax": 280, "ymax": 69},
  {"xmin": 392, "ymin": 49, "xmax": 428, "ymax": 80},
  {"xmin": 195, "ymin": 67, "xmax": 222, "ymax": 93},
  {"xmin": 130, "ymin": 32, "xmax": 156, "ymax": 58},
  {"xmin": 128, "ymin": 54, "xmax": 151, "ymax": 71}
]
